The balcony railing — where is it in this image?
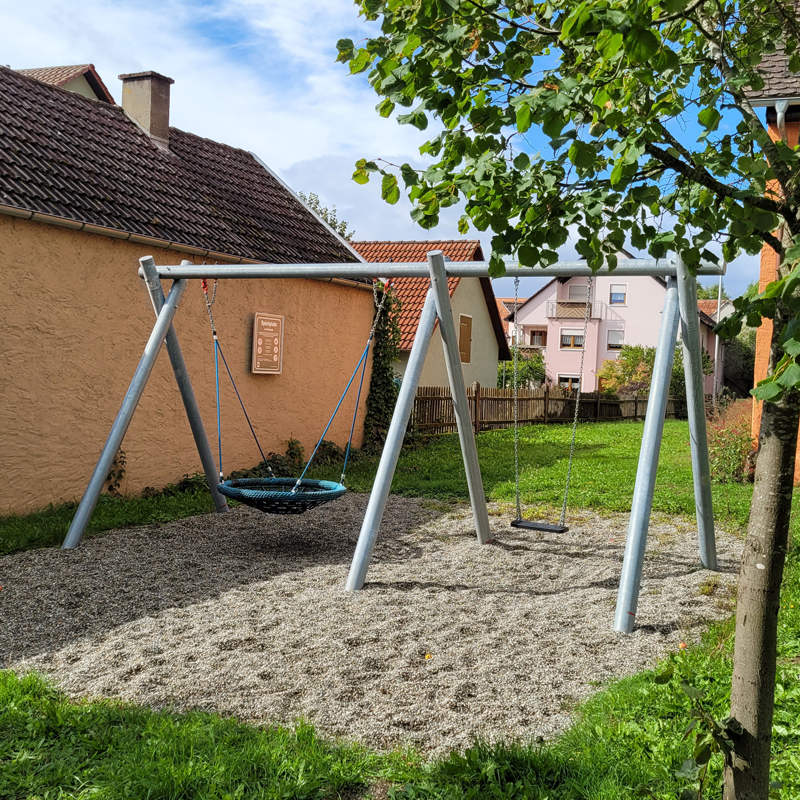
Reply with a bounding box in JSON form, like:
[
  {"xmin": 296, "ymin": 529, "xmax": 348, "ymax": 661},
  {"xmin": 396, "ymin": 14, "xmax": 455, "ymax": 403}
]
[{"xmin": 545, "ymin": 300, "xmax": 625, "ymax": 324}]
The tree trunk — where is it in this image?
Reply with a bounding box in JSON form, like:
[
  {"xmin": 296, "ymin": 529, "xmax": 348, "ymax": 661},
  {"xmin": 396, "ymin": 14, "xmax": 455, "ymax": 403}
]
[{"xmin": 724, "ymin": 299, "xmax": 800, "ymax": 799}]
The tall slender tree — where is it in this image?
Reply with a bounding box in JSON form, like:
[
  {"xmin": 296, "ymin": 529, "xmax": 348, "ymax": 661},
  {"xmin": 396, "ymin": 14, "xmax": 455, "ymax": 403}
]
[{"xmin": 337, "ymin": 2, "xmax": 800, "ymax": 796}]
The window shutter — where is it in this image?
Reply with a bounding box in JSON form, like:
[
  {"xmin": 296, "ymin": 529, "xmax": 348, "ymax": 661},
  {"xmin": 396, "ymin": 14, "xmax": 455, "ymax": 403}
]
[{"xmin": 459, "ymin": 315, "xmax": 472, "ymax": 363}]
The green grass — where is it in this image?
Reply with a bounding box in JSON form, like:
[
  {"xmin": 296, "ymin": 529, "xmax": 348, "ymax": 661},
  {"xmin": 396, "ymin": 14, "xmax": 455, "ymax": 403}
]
[
  {"xmin": 313, "ymin": 420, "xmax": 774, "ymax": 534},
  {"xmin": 2, "ymin": 419, "xmax": 800, "ymax": 798},
  {"xmin": 0, "ymin": 488, "xmax": 216, "ymax": 556},
  {"xmin": 0, "ymin": 670, "xmax": 418, "ymax": 800}
]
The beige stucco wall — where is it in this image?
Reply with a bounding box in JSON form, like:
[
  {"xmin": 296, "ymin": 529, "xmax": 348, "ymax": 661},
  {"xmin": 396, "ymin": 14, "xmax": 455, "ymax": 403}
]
[
  {"xmin": 393, "ymin": 278, "xmax": 499, "ymax": 388},
  {"xmin": 0, "ymin": 215, "xmax": 375, "ymax": 514},
  {"xmin": 61, "ymin": 75, "xmax": 98, "ymax": 101}
]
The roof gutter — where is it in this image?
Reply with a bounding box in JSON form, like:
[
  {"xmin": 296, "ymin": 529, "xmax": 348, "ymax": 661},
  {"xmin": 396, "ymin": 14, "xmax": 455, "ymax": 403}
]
[
  {"xmin": 0, "ymin": 202, "xmax": 372, "ymax": 291},
  {"xmin": 776, "ymin": 99, "xmax": 790, "ymax": 145}
]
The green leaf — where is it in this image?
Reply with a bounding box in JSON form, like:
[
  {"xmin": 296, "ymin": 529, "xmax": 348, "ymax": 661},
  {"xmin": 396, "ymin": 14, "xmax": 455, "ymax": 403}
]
[
  {"xmin": 488, "ymin": 252, "xmax": 506, "ymax": 278},
  {"xmin": 349, "ymin": 49, "xmax": 373, "ymax": 74},
  {"xmin": 513, "ymin": 152, "xmax": 530, "ymax": 170},
  {"xmin": 610, "ymin": 160, "xmax": 626, "ymax": 186},
  {"xmin": 381, "ymin": 174, "xmax": 401, "ymax": 205},
  {"xmin": 624, "ymin": 29, "xmax": 660, "ymax": 63},
  {"xmin": 777, "ymin": 361, "xmax": 800, "ymax": 388},
  {"xmin": 458, "ymin": 215, "xmax": 469, "ymax": 235},
  {"xmin": 400, "ymin": 164, "xmax": 419, "ymax": 187},
  {"xmin": 377, "ymin": 98, "xmax": 395, "ymax": 118},
  {"xmin": 568, "ymin": 140, "xmax": 595, "ymax": 169},
  {"xmin": 698, "ymin": 107, "xmax": 722, "ymax": 131},
  {"xmin": 752, "ymin": 379, "xmax": 783, "ymax": 402},
  {"xmin": 516, "ymin": 103, "xmax": 531, "ymax": 133},
  {"xmin": 596, "ymin": 30, "xmax": 623, "ymax": 60},
  {"xmin": 654, "ymin": 666, "xmax": 674, "ymax": 685},
  {"xmin": 397, "ymin": 109, "xmax": 428, "ymax": 130},
  {"xmin": 518, "ymin": 244, "xmax": 538, "ymax": 267},
  {"xmin": 352, "ymin": 159, "xmax": 371, "ymax": 185},
  {"xmin": 335, "ymin": 38, "xmax": 355, "ymax": 63}
]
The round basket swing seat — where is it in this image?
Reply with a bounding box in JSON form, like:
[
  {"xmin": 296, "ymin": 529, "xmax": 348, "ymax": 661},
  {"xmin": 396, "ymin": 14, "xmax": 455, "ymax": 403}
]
[{"xmin": 217, "ymin": 477, "xmax": 346, "ymax": 515}]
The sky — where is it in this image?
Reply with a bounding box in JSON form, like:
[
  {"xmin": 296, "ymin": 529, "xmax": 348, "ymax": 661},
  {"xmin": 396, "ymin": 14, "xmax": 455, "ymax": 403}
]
[{"xmin": 0, "ymin": 0, "xmax": 762, "ymax": 301}]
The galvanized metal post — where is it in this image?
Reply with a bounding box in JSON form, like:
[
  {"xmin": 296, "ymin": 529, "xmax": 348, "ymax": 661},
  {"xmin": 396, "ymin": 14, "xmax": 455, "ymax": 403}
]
[
  {"xmin": 614, "ymin": 278, "xmax": 681, "ymax": 633},
  {"xmin": 62, "ymin": 279, "xmax": 188, "ymax": 549},
  {"xmin": 427, "ymin": 251, "xmax": 492, "ymax": 545},
  {"xmin": 139, "ymin": 257, "xmax": 228, "ymax": 514},
  {"xmin": 345, "ymin": 290, "xmax": 438, "ymax": 590},
  {"xmin": 676, "ymin": 256, "xmax": 718, "ymax": 570}
]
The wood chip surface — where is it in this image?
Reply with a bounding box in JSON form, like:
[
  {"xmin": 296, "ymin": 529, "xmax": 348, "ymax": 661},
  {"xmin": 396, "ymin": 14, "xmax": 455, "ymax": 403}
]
[{"xmin": 1, "ymin": 495, "xmax": 741, "ymax": 754}]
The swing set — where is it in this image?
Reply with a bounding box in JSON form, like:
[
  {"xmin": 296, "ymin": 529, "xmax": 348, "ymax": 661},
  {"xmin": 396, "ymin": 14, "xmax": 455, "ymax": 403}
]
[
  {"xmin": 197, "ymin": 276, "xmax": 389, "ymax": 514},
  {"xmin": 62, "ymin": 250, "xmax": 724, "ymax": 634}
]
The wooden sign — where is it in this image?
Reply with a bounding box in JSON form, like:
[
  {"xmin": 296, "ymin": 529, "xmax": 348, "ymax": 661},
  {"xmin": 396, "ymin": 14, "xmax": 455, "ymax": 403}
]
[{"xmin": 252, "ymin": 313, "xmax": 284, "ymax": 374}]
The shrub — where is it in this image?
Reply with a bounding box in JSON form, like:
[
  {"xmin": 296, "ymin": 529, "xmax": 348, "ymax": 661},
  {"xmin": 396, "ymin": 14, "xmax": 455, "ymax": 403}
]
[
  {"xmin": 597, "ymin": 344, "xmax": 714, "ymax": 398},
  {"xmin": 498, "ymin": 348, "xmax": 547, "ymax": 388},
  {"xmin": 707, "ymin": 400, "xmax": 755, "ymax": 483}
]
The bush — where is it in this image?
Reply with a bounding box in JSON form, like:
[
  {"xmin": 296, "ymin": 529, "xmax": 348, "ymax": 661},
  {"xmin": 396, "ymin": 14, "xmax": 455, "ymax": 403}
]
[
  {"xmin": 597, "ymin": 344, "xmax": 714, "ymax": 398},
  {"xmin": 498, "ymin": 348, "xmax": 547, "ymax": 388},
  {"xmin": 707, "ymin": 400, "xmax": 755, "ymax": 483}
]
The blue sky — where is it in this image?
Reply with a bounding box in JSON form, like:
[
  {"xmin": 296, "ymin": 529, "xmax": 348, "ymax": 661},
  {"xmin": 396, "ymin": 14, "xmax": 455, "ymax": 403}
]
[{"xmin": 0, "ymin": 0, "xmax": 761, "ymax": 300}]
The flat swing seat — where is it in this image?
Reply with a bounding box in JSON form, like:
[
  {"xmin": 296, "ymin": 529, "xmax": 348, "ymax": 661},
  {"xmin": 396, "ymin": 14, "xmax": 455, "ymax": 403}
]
[
  {"xmin": 217, "ymin": 477, "xmax": 346, "ymax": 515},
  {"xmin": 511, "ymin": 519, "xmax": 569, "ymax": 534}
]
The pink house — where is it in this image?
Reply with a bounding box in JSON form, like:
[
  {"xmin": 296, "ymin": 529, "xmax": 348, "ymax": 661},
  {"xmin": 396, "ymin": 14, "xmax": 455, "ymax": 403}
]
[{"xmin": 508, "ymin": 274, "xmax": 722, "ymax": 393}]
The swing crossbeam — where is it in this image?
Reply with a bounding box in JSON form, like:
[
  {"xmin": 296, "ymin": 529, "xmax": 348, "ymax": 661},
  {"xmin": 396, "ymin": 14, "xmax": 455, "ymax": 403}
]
[{"xmin": 63, "ymin": 251, "xmax": 719, "ymax": 635}]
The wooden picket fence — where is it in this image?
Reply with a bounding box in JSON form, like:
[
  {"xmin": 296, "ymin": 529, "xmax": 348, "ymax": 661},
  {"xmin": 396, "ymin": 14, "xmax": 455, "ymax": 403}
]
[{"xmin": 411, "ymin": 384, "xmax": 687, "ymax": 436}]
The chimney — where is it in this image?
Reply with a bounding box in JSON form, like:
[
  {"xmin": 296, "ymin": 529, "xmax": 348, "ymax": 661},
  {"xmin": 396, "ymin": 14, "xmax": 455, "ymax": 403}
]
[{"xmin": 118, "ymin": 71, "xmax": 174, "ymax": 149}]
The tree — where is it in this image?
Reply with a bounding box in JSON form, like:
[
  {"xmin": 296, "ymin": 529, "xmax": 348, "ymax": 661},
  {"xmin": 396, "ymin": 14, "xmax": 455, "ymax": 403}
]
[
  {"xmin": 498, "ymin": 347, "xmax": 546, "ymax": 388},
  {"xmin": 337, "ymin": 2, "xmax": 800, "ymax": 796},
  {"xmin": 697, "ymin": 279, "xmax": 730, "ymax": 300},
  {"xmin": 596, "ymin": 343, "xmax": 713, "ymax": 397},
  {"xmin": 297, "ymin": 191, "xmax": 355, "ymax": 240}
]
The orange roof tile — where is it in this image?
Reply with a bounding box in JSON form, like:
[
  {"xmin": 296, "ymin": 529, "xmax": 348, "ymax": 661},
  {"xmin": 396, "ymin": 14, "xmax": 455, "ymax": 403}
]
[
  {"xmin": 351, "ymin": 240, "xmax": 510, "ymax": 360},
  {"xmin": 351, "ymin": 239, "xmax": 483, "ymax": 264},
  {"xmin": 697, "ymin": 299, "xmax": 719, "ymax": 317}
]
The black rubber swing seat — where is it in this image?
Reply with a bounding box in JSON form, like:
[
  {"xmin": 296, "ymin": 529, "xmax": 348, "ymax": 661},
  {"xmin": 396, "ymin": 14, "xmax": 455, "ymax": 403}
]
[
  {"xmin": 511, "ymin": 519, "xmax": 569, "ymax": 534},
  {"xmin": 217, "ymin": 477, "xmax": 346, "ymax": 515}
]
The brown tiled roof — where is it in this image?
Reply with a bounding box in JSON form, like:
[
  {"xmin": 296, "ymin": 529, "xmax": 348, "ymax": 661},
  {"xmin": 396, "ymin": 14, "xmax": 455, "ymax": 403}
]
[
  {"xmin": 351, "ymin": 240, "xmax": 511, "ymax": 360},
  {"xmin": 0, "ymin": 66, "xmax": 358, "ymax": 266},
  {"xmin": 351, "ymin": 239, "xmax": 484, "ymax": 263},
  {"xmin": 697, "ymin": 299, "xmax": 720, "ymax": 317},
  {"xmin": 16, "ymin": 64, "xmax": 115, "ymax": 104},
  {"xmin": 746, "ymin": 46, "xmax": 800, "ymax": 102}
]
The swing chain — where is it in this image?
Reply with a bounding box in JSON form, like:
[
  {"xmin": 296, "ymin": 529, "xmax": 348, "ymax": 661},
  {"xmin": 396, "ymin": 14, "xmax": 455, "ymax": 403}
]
[
  {"xmin": 513, "ymin": 277, "xmax": 522, "ymax": 522},
  {"xmin": 559, "ymin": 275, "xmax": 592, "ymax": 527},
  {"xmin": 201, "ymin": 277, "xmax": 219, "ymax": 338}
]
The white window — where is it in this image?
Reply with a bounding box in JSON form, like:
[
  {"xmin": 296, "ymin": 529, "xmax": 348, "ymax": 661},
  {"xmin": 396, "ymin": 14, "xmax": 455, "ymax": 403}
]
[
  {"xmin": 560, "ymin": 328, "xmax": 584, "ymax": 349},
  {"xmin": 609, "ymin": 284, "xmax": 627, "ymax": 305},
  {"xmin": 568, "ymin": 283, "xmax": 589, "ymax": 302},
  {"xmin": 607, "ymin": 330, "xmax": 625, "ymax": 350},
  {"xmin": 558, "ymin": 375, "xmax": 581, "ymax": 391}
]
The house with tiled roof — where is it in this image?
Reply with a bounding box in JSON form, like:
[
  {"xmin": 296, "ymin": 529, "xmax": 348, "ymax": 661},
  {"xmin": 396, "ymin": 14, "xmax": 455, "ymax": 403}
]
[
  {"xmin": 747, "ymin": 44, "xmax": 800, "ymax": 477},
  {"xmin": 352, "ymin": 240, "xmax": 511, "ymax": 387},
  {"xmin": 0, "ymin": 65, "xmax": 375, "ymax": 514},
  {"xmin": 507, "ymin": 269, "xmax": 726, "ymax": 393}
]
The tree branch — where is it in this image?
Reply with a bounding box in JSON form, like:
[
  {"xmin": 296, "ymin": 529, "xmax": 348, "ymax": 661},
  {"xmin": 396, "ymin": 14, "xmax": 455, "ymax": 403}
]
[
  {"xmin": 693, "ymin": 8, "xmax": 796, "ymax": 197},
  {"xmin": 463, "ymin": 0, "xmax": 559, "ymax": 35}
]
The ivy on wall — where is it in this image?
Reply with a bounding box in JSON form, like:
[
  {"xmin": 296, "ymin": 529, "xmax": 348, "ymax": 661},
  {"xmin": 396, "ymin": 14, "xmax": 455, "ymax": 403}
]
[{"xmin": 363, "ymin": 283, "xmax": 401, "ymax": 451}]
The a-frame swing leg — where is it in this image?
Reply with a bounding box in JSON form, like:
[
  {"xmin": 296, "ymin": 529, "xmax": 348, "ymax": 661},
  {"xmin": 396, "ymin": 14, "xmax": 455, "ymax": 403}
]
[
  {"xmin": 427, "ymin": 250, "xmax": 492, "ymax": 545},
  {"xmin": 139, "ymin": 257, "xmax": 228, "ymax": 515},
  {"xmin": 62, "ymin": 278, "xmax": 188, "ymax": 549},
  {"xmin": 614, "ymin": 277, "xmax": 681, "ymax": 633},
  {"xmin": 345, "ymin": 289, "xmax": 439, "ymax": 590},
  {"xmin": 675, "ymin": 255, "xmax": 717, "ymax": 570}
]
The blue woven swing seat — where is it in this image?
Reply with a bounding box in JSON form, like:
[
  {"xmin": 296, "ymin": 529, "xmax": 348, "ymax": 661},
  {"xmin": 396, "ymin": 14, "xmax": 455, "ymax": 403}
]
[{"xmin": 217, "ymin": 477, "xmax": 346, "ymax": 515}]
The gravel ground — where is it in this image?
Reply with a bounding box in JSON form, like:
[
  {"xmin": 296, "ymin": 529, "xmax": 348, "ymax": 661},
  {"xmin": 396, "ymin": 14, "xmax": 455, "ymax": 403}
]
[{"xmin": 1, "ymin": 494, "xmax": 741, "ymax": 755}]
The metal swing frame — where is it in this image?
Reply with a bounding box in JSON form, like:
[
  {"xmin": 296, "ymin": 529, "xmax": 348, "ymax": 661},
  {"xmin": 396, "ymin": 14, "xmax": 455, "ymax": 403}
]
[{"xmin": 62, "ymin": 250, "xmax": 723, "ymax": 634}]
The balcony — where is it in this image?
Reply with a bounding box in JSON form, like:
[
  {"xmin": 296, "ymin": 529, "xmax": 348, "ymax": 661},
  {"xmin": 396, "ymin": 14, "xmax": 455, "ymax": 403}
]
[{"xmin": 545, "ymin": 300, "xmax": 625, "ymax": 324}]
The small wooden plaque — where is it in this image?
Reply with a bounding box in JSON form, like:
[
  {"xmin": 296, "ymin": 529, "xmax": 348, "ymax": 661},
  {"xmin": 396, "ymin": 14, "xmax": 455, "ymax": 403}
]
[{"xmin": 252, "ymin": 313, "xmax": 284, "ymax": 374}]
